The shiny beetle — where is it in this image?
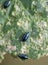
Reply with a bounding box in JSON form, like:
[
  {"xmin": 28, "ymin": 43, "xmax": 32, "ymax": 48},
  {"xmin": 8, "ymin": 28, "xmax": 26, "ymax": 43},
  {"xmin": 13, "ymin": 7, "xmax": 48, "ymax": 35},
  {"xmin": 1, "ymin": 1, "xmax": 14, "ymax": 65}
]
[
  {"xmin": 18, "ymin": 54, "xmax": 28, "ymax": 60},
  {"xmin": 20, "ymin": 32, "xmax": 29, "ymax": 42},
  {"xmin": 3, "ymin": 0, "xmax": 10, "ymax": 8}
]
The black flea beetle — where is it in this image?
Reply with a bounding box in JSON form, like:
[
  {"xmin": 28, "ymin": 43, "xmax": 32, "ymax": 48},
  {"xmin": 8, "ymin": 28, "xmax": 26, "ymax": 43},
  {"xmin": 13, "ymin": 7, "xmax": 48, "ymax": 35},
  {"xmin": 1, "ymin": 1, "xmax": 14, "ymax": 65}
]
[
  {"xmin": 18, "ymin": 54, "xmax": 28, "ymax": 60},
  {"xmin": 20, "ymin": 32, "xmax": 29, "ymax": 42},
  {"xmin": 3, "ymin": 0, "xmax": 10, "ymax": 8}
]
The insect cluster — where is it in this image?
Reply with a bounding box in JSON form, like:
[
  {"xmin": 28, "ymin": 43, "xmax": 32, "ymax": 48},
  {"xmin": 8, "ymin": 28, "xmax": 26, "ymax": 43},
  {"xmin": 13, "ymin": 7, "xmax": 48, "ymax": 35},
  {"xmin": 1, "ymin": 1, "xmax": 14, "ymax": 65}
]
[{"xmin": 3, "ymin": 0, "xmax": 30, "ymax": 60}]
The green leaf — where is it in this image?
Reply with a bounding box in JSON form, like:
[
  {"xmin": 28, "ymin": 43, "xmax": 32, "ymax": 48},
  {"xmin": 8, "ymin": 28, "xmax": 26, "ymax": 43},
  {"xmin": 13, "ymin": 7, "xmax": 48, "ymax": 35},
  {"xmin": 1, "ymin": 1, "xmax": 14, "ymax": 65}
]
[{"xmin": 0, "ymin": 0, "xmax": 48, "ymax": 61}]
